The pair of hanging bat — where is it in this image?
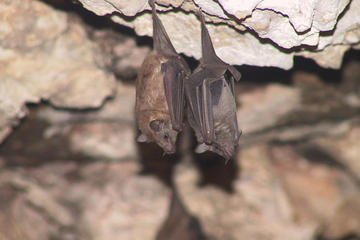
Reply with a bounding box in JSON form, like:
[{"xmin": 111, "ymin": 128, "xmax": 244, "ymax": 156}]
[{"xmin": 135, "ymin": 0, "xmax": 242, "ymax": 160}]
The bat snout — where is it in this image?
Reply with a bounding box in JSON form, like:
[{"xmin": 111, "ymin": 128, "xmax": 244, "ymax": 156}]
[
  {"xmin": 162, "ymin": 135, "xmax": 177, "ymax": 154},
  {"xmin": 163, "ymin": 143, "xmax": 176, "ymax": 154}
]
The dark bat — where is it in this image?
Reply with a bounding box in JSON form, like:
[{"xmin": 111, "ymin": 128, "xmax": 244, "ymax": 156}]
[
  {"xmin": 135, "ymin": 0, "xmax": 190, "ymax": 153},
  {"xmin": 185, "ymin": 10, "xmax": 242, "ymax": 160}
]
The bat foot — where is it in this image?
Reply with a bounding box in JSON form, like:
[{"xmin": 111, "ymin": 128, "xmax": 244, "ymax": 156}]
[
  {"xmin": 195, "ymin": 143, "xmax": 209, "ymax": 154},
  {"xmin": 172, "ymin": 123, "xmax": 182, "ymax": 132}
]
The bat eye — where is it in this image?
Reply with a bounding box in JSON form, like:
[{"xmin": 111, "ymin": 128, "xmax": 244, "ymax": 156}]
[{"xmin": 163, "ymin": 134, "xmax": 169, "ymax": 139}]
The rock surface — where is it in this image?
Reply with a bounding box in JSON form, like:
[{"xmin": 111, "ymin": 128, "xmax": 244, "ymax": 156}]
[
  {"xmin": 0, "ymin": 160, "xmax": 171, "ymax": 240},
  {"xmin": 0, "ymin": 0, "xmax": 116, "ymax": 144},
  {"xmin": 1, "ymin": 0, "xmax": 360, "ymax": 239},
  {"xmin": 174, "ymin": 140, "xmax": 360, "ymax": 240},
  {"xmin": 237, "ymin": 62, "xmax": 360, "ymax": 145},
  {"xmin": 37, "ymin": 82, "xmax": 137, "ymax": 160},
  {"xmin": 78, "ymin": 0, "xmax": 360, "ymax": 69}
]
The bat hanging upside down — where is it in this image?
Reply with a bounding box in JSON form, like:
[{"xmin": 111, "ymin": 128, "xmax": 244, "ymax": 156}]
[
  {"xmin": 135, "ymin": 1, "xmax": 242, "ymax": 159},
  {"xmin": 135, "ymin": 0, "xmax": 190, "ymax": 153},
  {"xmin": 184, "ymin": 10, "xmax": 242, "ymax": 160}
]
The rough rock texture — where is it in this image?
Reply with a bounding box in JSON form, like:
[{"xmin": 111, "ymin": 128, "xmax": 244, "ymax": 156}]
[
  {"xmin": 237, "ymin": 62, "xmax": 360, "ymax": 145},
  {"xmin": 0, "ymin": 0, "xmax": 116, "ymax": 143},
  {"xmin": 1, "ymin": 0, "xmax": 360, "ymax": 239},
  {"xmin": 37, "ymin": 82, "xmax": 137, "ymax": 160},
  {"xmin": 0, "ymin": 160, "xmax": 171, "ymax": 240},
  {"xmin": 78, "ymin": 0, "xmax": 360, "ymax": 69},
  {"xmin": 174, "ymin": 141, "xmax": 360, "ymax": 240}
]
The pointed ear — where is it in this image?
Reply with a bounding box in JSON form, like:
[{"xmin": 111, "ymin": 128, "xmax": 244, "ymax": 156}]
[
  {"xmin": 137, "ymin": 134, "xmax": 148, "ymax": 142},
  {"xmin": 149, "ymin": 119, "xmax": 163, "ymax": 132},
  {"xmin": 195, "ymin": 143, "xmax": 209, "ymax": 154}
]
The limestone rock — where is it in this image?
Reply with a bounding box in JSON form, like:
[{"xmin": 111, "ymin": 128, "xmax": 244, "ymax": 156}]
[
  {"xmin": 37, "ymin": 83, "xmax": 137, "ymax": 160},
  {"xmin": 237, "ymin": 63, "xmax": 360, "ymax": 145},
  {"xmin": 174, "ymin": 145, "xmax": 315, "ymax": 240},
  {"xmin": 0, "ymin": 0, "xmax": 116, "ymax": 143},
  {"xmin": 0, "ymin": 160, "xmax": 170, "ymax": 240},
  {"xmin": 313, "ymin": 127, "xmax": 360, "ymax": 180},
  {"xmin": 77, "ymin": 0, "xmax": 360, "ymax": 69},
  {"xmin": 237, "ymin": 84, "xmax": 301, "ymax": 134},
  {"xmin": 68, "ymin": 161, "xmax": 170, "ymax": 240},
  {"xmin": 174, "ymin": 143, "xmax": 360, "ymax": 240},
  {"xmin": 0, "ymin": 0, "xmax": 67, "ymax": 49}
]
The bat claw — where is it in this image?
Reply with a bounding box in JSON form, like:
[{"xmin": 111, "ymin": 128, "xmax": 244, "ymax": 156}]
[{"xmin": 172, "ymin": 124, "xmax": 182, "ymax": 132}]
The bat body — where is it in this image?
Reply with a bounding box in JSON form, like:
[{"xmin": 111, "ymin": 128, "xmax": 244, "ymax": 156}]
[
  {"xmin": 135, "ymin": 0, "xmax": 190, "ymax": 153},
  {"xmin": 185, "ymin": 10, "xmax": 242, "ymax": 160}
]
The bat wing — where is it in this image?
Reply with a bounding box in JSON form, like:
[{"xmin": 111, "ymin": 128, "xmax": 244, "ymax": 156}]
[
  {"xmin": 226, "ymin": 77, "xmax": 242, "ymax": 143},
  {"xmin": 162, "ymin": 59, "xmax": 188, "ymax": 131},
  {"xmin": 186, "ymin": 71, "xmax": 225, "ymax": 144},
  {"xmin": 200, "ymin": 77, "xmax": 225, "ymax": 143},
  {"xmin": 185, "ymin": 70, "xmax": 205, "ymax": 142}
]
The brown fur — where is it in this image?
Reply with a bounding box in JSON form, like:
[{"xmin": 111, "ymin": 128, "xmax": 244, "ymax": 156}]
[{"xmin": 135, "ymin": 52, "xmax": 178, "ymax": 153}]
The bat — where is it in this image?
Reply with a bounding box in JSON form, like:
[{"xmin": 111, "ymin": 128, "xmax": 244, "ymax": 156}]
[
  {"xmin": 135, "ymin": 0, "xmax": 190, "ymax": 153},
  {"xmin": 185, "ymin": 10, "xmax": 242, "ymax": 160}
]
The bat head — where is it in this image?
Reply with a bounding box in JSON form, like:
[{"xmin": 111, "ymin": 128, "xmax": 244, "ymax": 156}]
[
  {"xmin": 149, "ymin": 118, "xmax": 178, "ymax": 154},
  {"xmin": 215, "ymin": 142, "xmax": 236, "ymax": 161}
]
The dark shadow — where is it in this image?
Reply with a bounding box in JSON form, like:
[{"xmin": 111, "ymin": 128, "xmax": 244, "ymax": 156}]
[
  {"xmin": 233, "ymin": 49, "xmax": 360, "ymax": 103},
  {"xmin": 191, "ymin": 142, "xmax": 240, "ymax": 193},
  {"xmin": 292, "ymin": 56, "xmax": 342, "ymax": 84},
  {"xmin": 156, "ymin": 189, "xmax": 207, "ymax": 240},
  {"xmin": 0, "ymin": 104, "xmax": 90, "ymax": 168},
  {"xmin": 295, "ymin": 142, "xmax": 347, "ymax": 169},
  {"xmin": 136, "ymin": 141, "xmax": 181, "ymax": 187},
  {"xmin": 294, "ymin": 142, "xmax": 360, "ymax": 189},
  {"xmin": 316, "ymin": 233, "xmax": 360, "ymax": 240},
  {"xmin": 238, "ymin": 65, "xmax": 292, "ymax": 86}
]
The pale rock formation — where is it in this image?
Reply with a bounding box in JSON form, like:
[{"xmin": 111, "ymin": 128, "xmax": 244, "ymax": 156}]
[
  {"xmin": 174, "ymin": 142, "xmax": 360, "ymax": 240},
  {"xmin": 37, "ymin": 83, "xmax": 137, "ymax": 160},
  {"xmin": 0, "ymin": 160, "xmax": 171, "ymax": 240},
  {"xmin": 77, "ymin": 0, "xmax": 360, "ymax": 69},
  {"xmin": 0, "ymin": 0, "xmax": 116, "ymax": 143}
]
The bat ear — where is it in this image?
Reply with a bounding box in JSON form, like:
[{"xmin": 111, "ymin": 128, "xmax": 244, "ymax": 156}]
[
  {"xmin": 137, "ymin": 134, "xmax": 148, "ymax": 142},
  {"xmin": 149, "ymin": 119, "xmax": 164, "ymax": 132}
]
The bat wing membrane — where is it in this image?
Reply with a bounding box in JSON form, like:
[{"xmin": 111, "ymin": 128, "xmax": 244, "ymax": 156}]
[{"xmin": 162, "ymin": 59, "xmax": 188, "ymax": 131}]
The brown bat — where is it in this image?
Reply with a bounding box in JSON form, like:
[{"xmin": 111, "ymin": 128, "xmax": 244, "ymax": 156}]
[
  {"xmin": 135, "ymin": 0, "xmax": 190, "ymax": 153},
  {"xmin": 185, "ymin": 10, "xmax": 242, "ymax": 160}
]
